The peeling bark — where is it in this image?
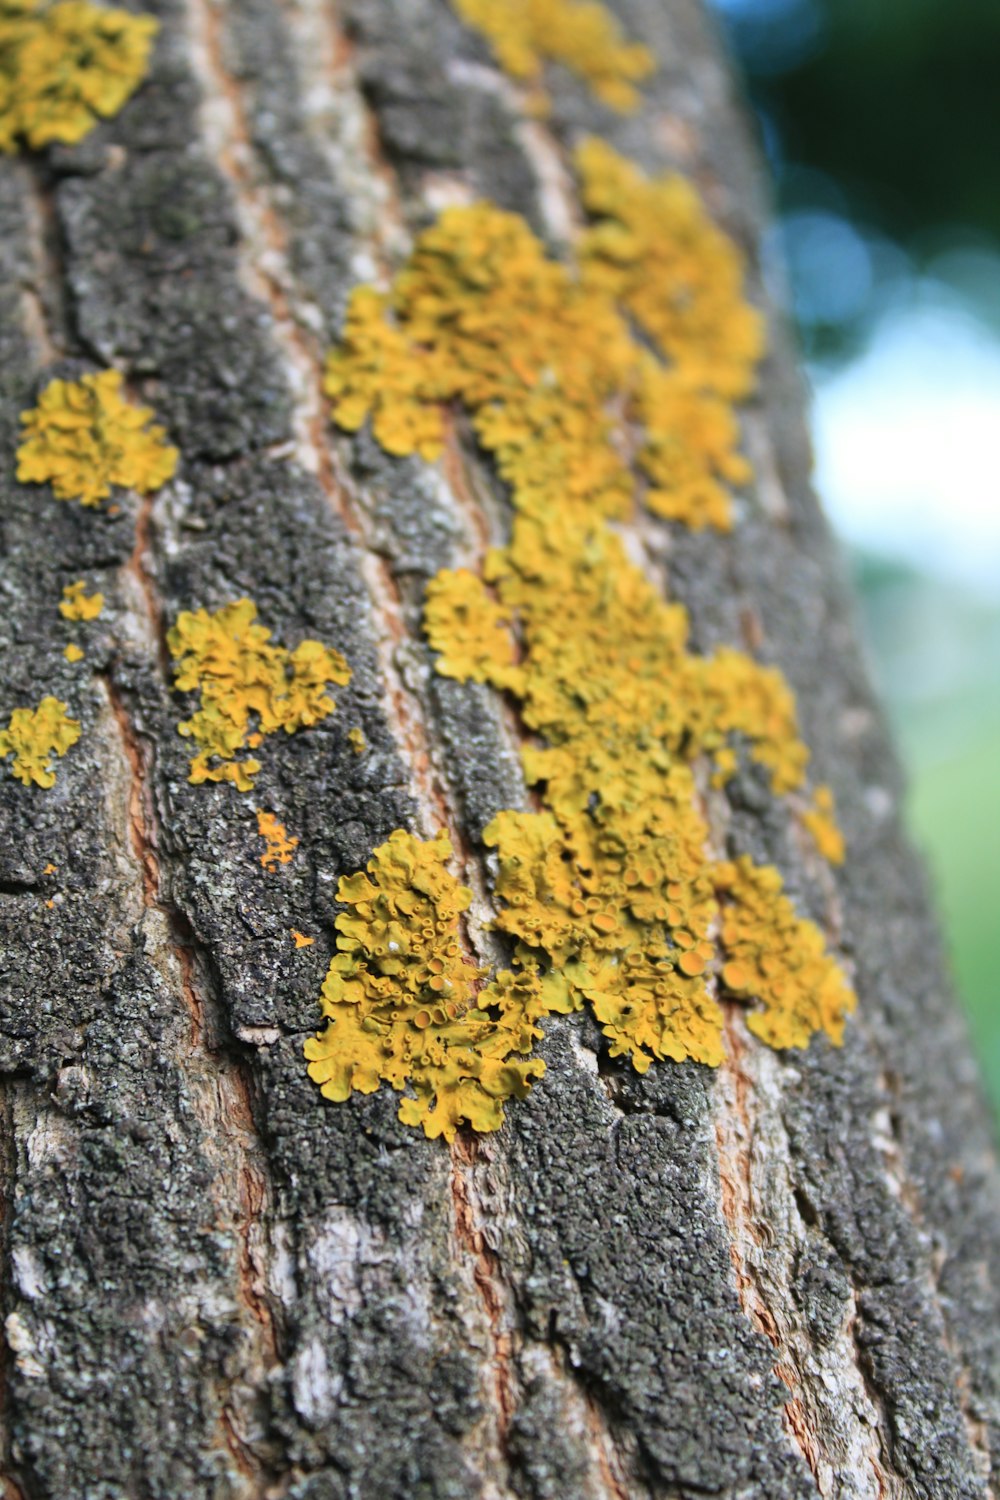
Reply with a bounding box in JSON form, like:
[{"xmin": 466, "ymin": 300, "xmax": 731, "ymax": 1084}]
[{"xmin": 1, "ymin": 2, "xmax": 998, "ymax": 1497}]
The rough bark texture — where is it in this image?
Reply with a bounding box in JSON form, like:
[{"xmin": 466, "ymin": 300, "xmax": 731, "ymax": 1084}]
[{"xmin": 0, "ymin": 2, "xmax": 998, "ymax": 1497}]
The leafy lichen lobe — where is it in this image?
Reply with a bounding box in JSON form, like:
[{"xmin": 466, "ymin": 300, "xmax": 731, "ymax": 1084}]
[
  {"xmin": 167, "ymin": 599, "xmax": 351, "ymax": 791},
  {"xmin": 305, "ymin": 831, "xmax": 545, "ymax": 1141},
  {"xmin": 17, "ymin": 370, "xmax": 177, "ymax": 508},
  {"xmin": 0, "ymin": 0, "xmax": 157, "ymax": 152},
  {"xmin": 0, "ymin": 696, "xmax": 80, "ymax": 787}
]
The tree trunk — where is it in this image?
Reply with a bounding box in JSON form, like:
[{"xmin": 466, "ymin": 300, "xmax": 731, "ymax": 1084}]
[{"xmin": 1, "ymin": 2, "xmax": 998, "ymax": 1497}]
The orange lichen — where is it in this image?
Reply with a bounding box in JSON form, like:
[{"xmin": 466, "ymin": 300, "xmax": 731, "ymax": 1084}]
[
  {"xmin": 714, "ymin": 857, "xmax": 855, "ymax": 1048},
  {"xmin": 451, "ymin": 0, "xmax": 653, "ymax": 112},
  {"xmin": 304, "ymin": 830, "xmax": 545, "ymax": 1140},
  {"xmin": 17, "ymin": 370, "xmax": 177, "ymax": 507},
  {"xmin": 326, "ymin": 147, "xmax": 759, "ymax": 534},
  {"xmin": 167, "ymin": 599, "xmax": 351, "ymax": 791},
  {"xmin": 0, "ymin": 695, "xmax": 80, "ymax": 787},
  {"xmin": 59, "ymin": 579, "xmax": 103, "ymax": 621},
  {"xmin": 0, "ymin": 0, "xmax": 157, "ymax": 153},
  {"xmin": 291, "ymin": 929, "xmax": 315, "ymax": 948},
  {"xmin": 257, "ymin": 809, "xmax": 298, "ymax": 870},
  {"xmin": 43, "ymin": 862, "xmax": 57, "ymax": 874},
  {"xmin": 348, "ymin": 727, "xmax": 366, "ymax": 755},
  {"xmin": 63, "ymin": 642, "xmax": 84, "ymax": 662},
  {"xmin": 802, "ymin": 784, "xmax": 845, "ymax": 865}
]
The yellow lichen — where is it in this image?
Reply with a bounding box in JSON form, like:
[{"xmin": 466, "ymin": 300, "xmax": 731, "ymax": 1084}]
[
  {"xmin": 0, "ymin": 0, "xmax": 157, "ymax": 153},
  {"xmin": 802, "ymin": 784, "xmax": 845, "ymax": 865},
  {"xmin": 63, "ymin": 642, "xmax": 84, "ymax": 662},
  {"xmin": 715, "ymin": 857, "xmax": 855, "ymax": 1048},
  {"xmin": 304, "ymin": 830, "xmax": 545, "ymax": 1140},
  {"xmin": 17, "ymin": 370, "xmax": 177, "ymax": 508},
  {"xmin": 59, "ymin": 579, "xmax": 103, "ymax": 621},
  {"xmin": 424, "ymin": 507, "xmax": 849, "ymax": 1066},
  {"xmin": 316, "ymin": 142, "xmax": 854, "ymax": 1131},
  {"xmin": 326, "ymin": 146, "xmax": 759, "ymax": 534},
  {"xmin": 167, "ymin": 599, "xmax": 351, "ymax": 791},
  {"xmin": 577, "ymin": 138, "xmax": 765, "ymax": 401},
  {"xmin": 0, "ymin": 695, "xmax": 80, "ymax": 787},
  {"xmin": 291, "ymin": 929, "xmax": 315, "ymax": 948},
  {"xmin": 451, "ymin": 0, "xmax": 653, "ymax": 112},
  {"xmin": 257, "ymin": 809, "xmax": 298, "ymax": 870},
  {"xmin": 348, "ymin": 726, "xmax": 366, "ymax": 755}
]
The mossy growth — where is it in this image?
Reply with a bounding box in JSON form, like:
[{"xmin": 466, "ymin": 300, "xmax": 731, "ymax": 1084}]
[
  {"xmin": 305, "ymin": 830, "xmax": 546, "ymax": 1141},
  {"xmin": 59, "ymin": 579, "xmax": 103, "ymax": 621},
  {"xmin": 451, "ymin": 0, "xmax": 654, "ymax": 113},
  {"xmin": 17, "ymin": 370, "xmax": 177, "ymax": 508},
  {"xmin": 0, "ymin": 0, "xmax": 158, "ymax": 153},
  {"xmin": 325, "ymin": 143, "xmax": 762, "ymax": 534},
  {"xmin": 0, "ymin": 695, "xmax": 80, "ymax": 787},
  {"xmin": 166, "ymin": 599, "xmax": 351, "ymax": 791}
]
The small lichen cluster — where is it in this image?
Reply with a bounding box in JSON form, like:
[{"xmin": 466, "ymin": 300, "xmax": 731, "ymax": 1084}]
[
  {"xmin": 17, "ymin": 370, "xmax": 178, "ymax": 507},
  {"xmin": 59, "ymin": 579, "xmax": 103, "ymax": 621},
  {"xmin": 0, "ymin": 696, "xmax": 80, "ymax": 787},
  {"xmin": 0, "ymin": 0, "xmax": 157, "ymax": 153},
  {"xmin": 166, "ymin": 599, "xmax": 351, "ymax": 790},
  {"xmin": 257, "ymin": 809, "xmax": 298, "ymax": 870},
  {"xmin": 318, "ymin": 143, "xmax": 854, "ymax": 1133},
  {"xmin": 305, "ymin": 830, "xmax": 546, "ymax": 1140},
  {"xmin": 451, "ymin": 0, "xmax": 654, "ymax": 113},
  {"xmin": 325, "ymin": 142, "xmax": 762, "ymax": 534}
]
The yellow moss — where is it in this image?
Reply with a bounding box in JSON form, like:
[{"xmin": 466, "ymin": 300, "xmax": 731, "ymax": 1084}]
[
  {"xmin": 291, "ymin": 929, "xmax": 315, "ymax": 948},
  {"xmin": 167, "ymin": 599, "xmax": 351, "ymax": 791},
  {"xmin": 63, "ymin": 642, "xmax": 84, "ymax": 662},
  {"xmin": 451, "ymin": 0, "xmax": 653, "ymax": 112},
  {"xmin": 576, "ymin": 138, "xmax": 765, "ymax": 400},
  {"xmin": 0, "ymin": 695, "xmax": 80, "ymax": 787},
  {"xmin": 714, "ymin": 856, "xmax": 855, "ymax": 1048},
  {"xmin": 304, "ymin": 829, "xmax": 546, "ymax": 1140},
  {"xmin": 0, "ymin": 0, "xmax": 157, "ymax": 152},
  {"xmin": 326, "ymin": 148, "xmax": 758, "ymax": 534},
  {"xmin": 348, "ymin": 726, "xmax": 366, "ymax": 755},
  {"xmin": 17, "ymin": 370, "xmax": 177, "ymax": 507},
  {"xmin": 257, "ymin": 809, "xmax": 298, "ymax": 870},
  {"xmin": 59, "ymin": 579, "xmax": 103, "ymax": 621},
  {"xmin": 802, "ymin": 783, "xmax": 845, "ymax": 865}
]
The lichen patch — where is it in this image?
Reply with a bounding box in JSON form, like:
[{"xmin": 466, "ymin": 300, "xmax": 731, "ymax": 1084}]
[
  {"xmin": 17, "ymin": 370, "xmax": 177, "ymax": 508},
  {"xmin": 0, "ymin": 695, "xmax": 80, "ymax": 787},
  {"xmin": 167, "ymin": 599, "xmax": 351, "ymax": 791},
  {"xmin": 0, "ymin": 0, "xmax": 158, "ymax": 152}
]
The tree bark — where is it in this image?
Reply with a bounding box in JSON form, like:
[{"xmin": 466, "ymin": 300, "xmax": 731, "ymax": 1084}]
[{"xmin": 1, "ymin": 2, "xmax": 998, "ymax": 1497}]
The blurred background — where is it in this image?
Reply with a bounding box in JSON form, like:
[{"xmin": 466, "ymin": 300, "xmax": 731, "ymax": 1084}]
[{"xmin": 708, "ymin": 0, "xmax": 1000, "ymax": 1110}]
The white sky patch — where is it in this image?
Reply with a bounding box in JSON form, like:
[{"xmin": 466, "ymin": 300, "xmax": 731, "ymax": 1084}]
[{"xmin": 811, "ymin": 300, "xmax": 1000, "ymax": 593}]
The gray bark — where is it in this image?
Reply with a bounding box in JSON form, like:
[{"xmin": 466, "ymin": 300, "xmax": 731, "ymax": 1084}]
[{"xmin": 0, "ymin": 1, "xmax": 998, "ymax": 1496}]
